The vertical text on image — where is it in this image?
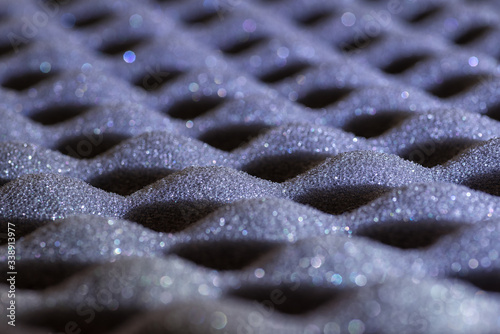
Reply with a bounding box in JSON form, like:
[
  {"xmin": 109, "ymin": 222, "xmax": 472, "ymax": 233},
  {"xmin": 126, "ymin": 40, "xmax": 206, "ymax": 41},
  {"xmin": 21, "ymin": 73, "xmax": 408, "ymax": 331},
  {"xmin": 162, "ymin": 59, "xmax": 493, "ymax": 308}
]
[{"xmin": 6, "ymin": 222, "xmax": 16, "ymax": 327}]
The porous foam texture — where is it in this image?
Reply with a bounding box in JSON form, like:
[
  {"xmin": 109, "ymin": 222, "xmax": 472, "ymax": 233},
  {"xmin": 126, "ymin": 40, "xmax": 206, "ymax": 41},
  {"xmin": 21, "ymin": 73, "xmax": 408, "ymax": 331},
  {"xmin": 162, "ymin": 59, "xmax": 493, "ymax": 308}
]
[{"xmin": 0, "ymin": 0, "xmax": 499, "ymax": 333}]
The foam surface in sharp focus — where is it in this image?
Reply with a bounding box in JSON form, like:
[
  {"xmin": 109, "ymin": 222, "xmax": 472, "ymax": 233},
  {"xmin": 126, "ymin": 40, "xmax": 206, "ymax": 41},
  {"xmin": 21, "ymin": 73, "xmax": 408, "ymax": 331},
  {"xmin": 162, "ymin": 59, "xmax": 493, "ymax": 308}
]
[{"xmin": 0, "ymin": 0, "xmax": 499, "ymax": 333}]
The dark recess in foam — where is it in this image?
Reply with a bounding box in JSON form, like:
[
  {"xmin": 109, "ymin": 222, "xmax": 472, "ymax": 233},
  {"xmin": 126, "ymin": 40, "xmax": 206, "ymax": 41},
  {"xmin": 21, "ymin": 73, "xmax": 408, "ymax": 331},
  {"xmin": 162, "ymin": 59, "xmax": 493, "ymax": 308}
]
[
  {"xmin": 230, "ymin": 285, "xmax": 347, "ymax": 315},
  {"xmin": 99, "ymin": 37, "xmax": 145, "ymax": 56},
  {"xmin": 427, "ymin": 75, "xmax": 485, "ymax": 99},
  {"xmin": 294, "ymin": 185, "xmax": 390, "ymax": 215},
  {"xmin": 342, "ymin": 112, "xmax": 410, "ymax": 138},
  {"xmin": 486, "ymin": 103, "xmax": 500, "ymax": 122},
  {"xmin": 454, "ymin": 25, "xmax": 491, "ymax": 45},
  {"xmin": 462, "ymin": 172, "xmax": 500, "ymax": 196},
  {"xmin": 45, "ymin": 0, "xmax": 75, "ymax": 6},
  {"xmin": 133, "ymin": 69, "xmax": 182, "ymax": 91},
  {"xmin": 455, "ymin": 270, "xmax": 500, "ymax": 293},
  {"xmin": 199, "ymin": 124, "xmax": 269, "ymax": 152},
  {"xmin": 73, "ymin": 12, "xmax": 113, "ymax": 28},
  {"xmin": 29, "ymin": 105, "xmax": 92, "ymax": 125},
  {"xmin": 339, "ymin": 34, "xmax": 381, "ymax": 53},
  {"xmin": 357, "ymin": 221, "xmax": 461, "ymax": 249},
  {"xmin": 0, "ymin": 263, "xmax": 91, "ymax": 291},
  {"xmin": 183, "ymin": 11, "xmax": 219, "ymax": 25},
  {"xmin": 166, "ymin": 97, "xmax": 224, "ymax": 120},
  {"xmin": 1, "ymin": 71, "xmax": 57, "ymax": 91},
  {"xmin": 243, "ymin": 153, "xmax": 328, "ymax": 182},
  {"xmin": 297, "ymin": 88, "xmax": 352, "ymax": 109},
  {"xmin": 221, "ymin": 37, "xmax": 266, "ymax": 55},
  {"xmin": 56, "ymin": 133, "xmax": 130, "ymax": 159},
  {"xmin": 24, "ymin": 309, "xmax": 134, "ymax": 334},
  {"xmin": 171, "ymin": 241, "xmax": 279, "ymax": 270},
  {"xmin": 382, "ymin": 54, "xmax": 428, "ymax": 74},
  {"xmin": 88, "ymin": 169, "xmax": 174, "ymax": 196},
  {"xmin": 296, "ymin": 11, "xmax": 333, "ymax": 26},
  {"xmin": 124, "ymin": 200, "xmax": 218, "ymax": 233},
  {"xmin": 260, "ymin": 63, "xmax": 309, "ymax": 83},
  {"xmin": 399, "ymin": 139, "xmax": 477, "ymax": 167},
  {"xmin": 407, "ymin": 7, "xmax": 442, "ymax": 23},
  {"xmin": 0, "ymin": 40, "xmax": 29, "ymax": 58}
]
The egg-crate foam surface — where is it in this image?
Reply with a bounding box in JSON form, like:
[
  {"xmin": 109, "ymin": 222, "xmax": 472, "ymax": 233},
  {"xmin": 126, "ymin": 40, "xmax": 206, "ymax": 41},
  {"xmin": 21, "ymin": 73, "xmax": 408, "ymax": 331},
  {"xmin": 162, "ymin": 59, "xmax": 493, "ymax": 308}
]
[{"xmin": 0, "ymin": 0, "xmax": 499, "ymax": 333}]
